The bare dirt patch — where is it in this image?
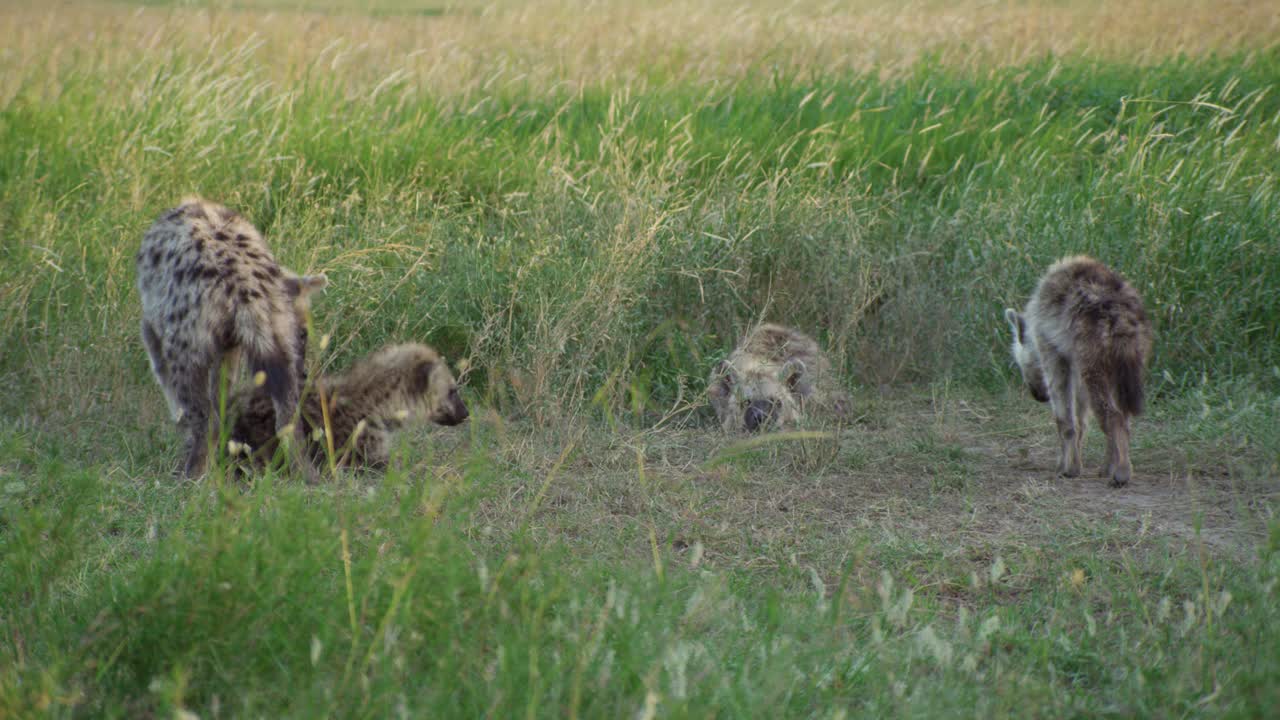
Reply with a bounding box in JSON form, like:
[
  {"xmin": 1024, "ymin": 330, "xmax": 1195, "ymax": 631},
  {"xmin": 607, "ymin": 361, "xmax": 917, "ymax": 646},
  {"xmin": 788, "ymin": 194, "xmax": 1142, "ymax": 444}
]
[{"xmin": 437, "ymin": 391, "xmax": 1275, "ymax": 574}]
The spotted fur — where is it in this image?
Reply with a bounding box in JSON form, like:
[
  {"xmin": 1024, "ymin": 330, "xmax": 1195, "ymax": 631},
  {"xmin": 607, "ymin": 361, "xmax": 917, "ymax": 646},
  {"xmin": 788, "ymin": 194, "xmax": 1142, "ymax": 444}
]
[
  {"xmin": 137, "ymin": 197, "xmax": 326, "ymax": 479},
  {"xmin": 708, "ymin": 323, "xmax": 850, "ymax": 433},
  {"xmin": 1005, "ymin": 255, "xmax": 1153, "ymax": 487},
  {"xmin": 228, "ymin": 343, "xmax": 469, "ymax": 470}
]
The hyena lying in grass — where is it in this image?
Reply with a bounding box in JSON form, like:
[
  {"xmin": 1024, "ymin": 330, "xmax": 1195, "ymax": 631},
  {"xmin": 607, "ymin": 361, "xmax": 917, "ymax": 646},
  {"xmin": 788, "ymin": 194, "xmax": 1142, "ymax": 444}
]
[
  {"xmin": 227, "ymin": 343, "xmax": 469, "ymax": 470},
  {"xmin": 708, "ymin": 323, "xmax": 850, "ymax": 433},
  {"xmin": 137, "ymin": 197, "xmax": 326, "ymax": 480},
  {"xmin": 1005, "ymin": 255, "xmax": 1153, "ymax": 487}
]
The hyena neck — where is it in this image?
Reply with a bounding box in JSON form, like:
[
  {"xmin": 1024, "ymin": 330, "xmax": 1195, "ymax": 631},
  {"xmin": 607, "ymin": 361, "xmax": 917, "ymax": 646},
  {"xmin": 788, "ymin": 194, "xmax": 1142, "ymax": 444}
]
[{"xmin": 322, "ymin": 365, "xmax": 418, "ymax": 427}]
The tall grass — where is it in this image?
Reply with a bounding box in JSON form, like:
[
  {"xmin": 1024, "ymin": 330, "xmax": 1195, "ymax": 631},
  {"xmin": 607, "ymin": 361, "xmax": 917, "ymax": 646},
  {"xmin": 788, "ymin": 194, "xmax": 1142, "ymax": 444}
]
[{"xmin": 3, "ymin": 11, "xmax": 1278, "ymax": 425}]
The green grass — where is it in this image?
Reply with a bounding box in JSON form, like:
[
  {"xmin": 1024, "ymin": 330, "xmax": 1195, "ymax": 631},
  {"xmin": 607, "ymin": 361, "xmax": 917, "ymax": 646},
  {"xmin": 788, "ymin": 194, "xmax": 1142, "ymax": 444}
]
[
  {"xmin": 3, "ymin": 389, "xmax": 1279, "ymax": 716},
  {"xmin": 2, "ymin": 0, "xmax": 1279, "ymax": 716},
  {"xmin": 4, "ymin": 52, "xmax": 1279, "ymax": 408}
]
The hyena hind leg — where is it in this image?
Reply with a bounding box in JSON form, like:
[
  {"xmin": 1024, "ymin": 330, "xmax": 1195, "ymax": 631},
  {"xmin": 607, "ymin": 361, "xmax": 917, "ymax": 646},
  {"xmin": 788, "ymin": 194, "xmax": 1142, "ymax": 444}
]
[
  {"xmin": 1044, "ymin": 351, "xmax": 1082, "ymax": 477},
  {"xmin": 1107, "ymin": 413, "xmax": 1134, "ymax": 488},
  {"xmin": 1099, "ymin": 430, "xmax": 1117, "ymax": 482},
  {"xmin": 176, "ymin": 364, "xmax": 215, "ymax": 479},
  {"xmin": 1086, "ymin": 375, "xmax": 1129, "ymax": 487}
]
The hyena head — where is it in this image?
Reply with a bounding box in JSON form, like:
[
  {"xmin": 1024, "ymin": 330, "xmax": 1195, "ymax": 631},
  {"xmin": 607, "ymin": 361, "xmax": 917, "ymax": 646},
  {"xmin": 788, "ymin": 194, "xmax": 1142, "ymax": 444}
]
[
  {"xmin": 708, "ymin": 354, "xmax": 806, "ymax": 433},
  {"xmin": 383, "ymin": 343, "xmax": 469, "ymax": 427},
  {"xmin": 282, "ymin": 271, "xmax": 328, "ymax": 376},
  {"xmin": 1004, "ymin": 308, "xmax": 1049, "ymax": 403}
]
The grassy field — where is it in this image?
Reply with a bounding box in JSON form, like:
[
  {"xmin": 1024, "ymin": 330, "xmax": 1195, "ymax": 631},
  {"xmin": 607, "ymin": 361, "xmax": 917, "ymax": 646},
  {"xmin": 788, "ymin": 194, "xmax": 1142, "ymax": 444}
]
[{"xmin": 2, "ymin": 0, "xmax": 1280, "ymax": 716}]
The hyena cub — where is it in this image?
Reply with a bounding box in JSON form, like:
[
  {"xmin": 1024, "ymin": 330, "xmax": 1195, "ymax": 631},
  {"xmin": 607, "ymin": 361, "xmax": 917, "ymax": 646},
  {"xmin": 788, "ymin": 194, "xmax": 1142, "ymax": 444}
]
[
  {"xmin": 708, "ymin": 323, "xmax": 850, "ymax": 433},
  {"xmin": 227, "ymin": 343, "xmax": 469, "ymax": 470},
  {"xmin": 137, "ymin": 197, "xmax": 326, "ymax": 480},
  {"xmin": 1005, "ymin": 255, "xmax": 1153, "ymax": 487}
]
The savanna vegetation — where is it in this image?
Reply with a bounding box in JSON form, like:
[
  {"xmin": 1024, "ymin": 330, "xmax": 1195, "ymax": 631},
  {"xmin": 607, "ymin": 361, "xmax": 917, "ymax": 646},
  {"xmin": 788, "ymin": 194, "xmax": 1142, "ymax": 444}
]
[{"xmin": 1, "ymin": 0, "xmax": 1278, "ymax": 716}]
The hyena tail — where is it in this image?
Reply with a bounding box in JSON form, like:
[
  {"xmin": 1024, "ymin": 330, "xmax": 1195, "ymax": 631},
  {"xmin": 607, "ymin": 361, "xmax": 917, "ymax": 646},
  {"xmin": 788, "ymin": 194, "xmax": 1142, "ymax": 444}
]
[{"xmin": 1112, "ymin": 340, "xmax": 1145, "ymax": 417}]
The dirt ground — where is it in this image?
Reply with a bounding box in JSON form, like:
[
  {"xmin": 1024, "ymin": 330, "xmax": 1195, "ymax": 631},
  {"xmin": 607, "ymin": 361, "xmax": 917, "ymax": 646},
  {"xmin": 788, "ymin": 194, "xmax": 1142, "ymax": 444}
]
[{"xmin": 438, "ymin": 392, "xmax": 1276, "ymax": 574}]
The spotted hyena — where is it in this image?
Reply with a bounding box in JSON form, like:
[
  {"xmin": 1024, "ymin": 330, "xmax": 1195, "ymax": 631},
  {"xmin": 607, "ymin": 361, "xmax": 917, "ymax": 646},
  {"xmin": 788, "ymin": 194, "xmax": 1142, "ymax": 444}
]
[
  {"xmin": 137, "ymin": 197, "xmax": 326, "ymax": 480},
  {"xmin": 1004, "ymin": 255, "xmax": 1153, "ymax": 487},
  {"xmin": 227, "ymin": 343, "xmax": 469, "ymax": 470},
  {"xmin": 707, "ymin": 323, "xmax": 850, "ymax": 433}
]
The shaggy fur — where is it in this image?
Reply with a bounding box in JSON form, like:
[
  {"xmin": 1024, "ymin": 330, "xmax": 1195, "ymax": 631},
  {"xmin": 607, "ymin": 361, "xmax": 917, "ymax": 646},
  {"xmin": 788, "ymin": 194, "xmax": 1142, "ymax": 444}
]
[
  {"xmin": 228, "ymin": 343, "xmax": 469, "ymax": 470},
  {"xmin": 708, "ymin": 323, "xmax": 850, "ymax": 433},
  {"xmin": 1005, "ymin": 255, "xmax": 1153, "ymax": 487},
  {"xmin": 137, "ymin": 197, "xmax": 326, "ymax": 479}
]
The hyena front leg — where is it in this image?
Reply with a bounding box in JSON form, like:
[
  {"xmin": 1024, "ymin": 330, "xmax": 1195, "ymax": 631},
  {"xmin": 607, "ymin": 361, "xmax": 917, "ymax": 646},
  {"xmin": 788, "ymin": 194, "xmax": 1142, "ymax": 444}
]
[
  {"xmin": 205, "ymin": 350, "xmax": 241, "ymax": 436},
  {"xmin": 1073, "ymin": 379, "xmax": 1089, "ymax": 472},
  {"xmin": 251, "ymin": 348, "xmax": 321, "ymax": 484},
  {"xmin": 142, "ymin": 322, "xmax": 183, "ymax": 421},
  {"xmin": 1044, "ymin": 351, "xmax": 1082, "ymax": 477},
  {"xmin": 359, "ymin": 431, "xmax": 391, "ymax": 470}
]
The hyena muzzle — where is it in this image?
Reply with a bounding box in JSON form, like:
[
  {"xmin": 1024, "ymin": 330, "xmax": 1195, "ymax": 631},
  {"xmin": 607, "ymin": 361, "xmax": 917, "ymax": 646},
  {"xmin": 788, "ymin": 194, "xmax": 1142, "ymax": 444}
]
[
  {"xmin": 137, "ymin": 197, "xmax": 326, "ymax": 480},
  {"xmin": 1004, "ymin": 255, "xmax": 1153, "ymax": 487},
  {"xmin": 227, "ymin": 342, "xmax": 469, "ymax": 470},
  {"xmin": 707, "ymin": 323, "xmax": 850, "ymax": 433}
]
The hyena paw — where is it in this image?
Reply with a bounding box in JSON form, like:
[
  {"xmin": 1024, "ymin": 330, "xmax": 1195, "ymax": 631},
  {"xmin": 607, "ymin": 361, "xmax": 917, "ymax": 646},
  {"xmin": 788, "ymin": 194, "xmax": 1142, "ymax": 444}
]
[{"xmin": 1109, "ymin": 466, "xmax": 1131, "ymax": 488}]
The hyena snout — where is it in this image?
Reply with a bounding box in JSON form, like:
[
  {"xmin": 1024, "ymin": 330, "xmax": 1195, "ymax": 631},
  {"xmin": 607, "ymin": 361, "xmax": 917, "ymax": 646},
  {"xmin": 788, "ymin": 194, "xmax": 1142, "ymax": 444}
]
[
  {"xmin": 743, "ymin": 398, "xmax": 779, "ymax": 432},
  {"xmin": 409, "ymin": 355, "xmax": 470, "ymax": 427},
  {"xmin": 1005, "ymin": 308, "xmax": 1050, "ymax": 403},
  {"xmin": 436, "ymin": 387, "xmax": 469, "ymax": 427}
]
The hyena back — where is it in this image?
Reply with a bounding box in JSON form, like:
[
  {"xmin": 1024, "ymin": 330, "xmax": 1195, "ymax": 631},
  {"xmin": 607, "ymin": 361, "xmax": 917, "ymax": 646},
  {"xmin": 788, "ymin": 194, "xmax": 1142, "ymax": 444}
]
[
  {"xmin": 1004, "ymin": 255, "xmax": 1153, "ymax": 487},
  {"xmin": 228, "ymin": 343, "xmax": 469, "ymax": 470},
  {"xmin": 137, "ymin": 197, "xmax": 326, "ymax": 479},
  {"xmin": 708, "ymin": 323, "xmax": 850, "ymax": 433}
]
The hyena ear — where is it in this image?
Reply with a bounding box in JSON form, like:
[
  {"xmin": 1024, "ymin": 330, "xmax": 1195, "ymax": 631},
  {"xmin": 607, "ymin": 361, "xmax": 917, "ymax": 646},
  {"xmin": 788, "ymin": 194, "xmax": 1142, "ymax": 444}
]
[
  {"xmin": 709, "ymin": 359, "xmax": 734, "ymax": 397},
  {"xmin": 411, "ymin": 360, "xmax": 435, "ymax": 395},
  {"xmin": 284, "ymin": 273, "xmax": 328, "ymax": 299},
  {"xmin": 1004, "ymin": 308, "xmax": 1026, "ymax": 344},
  {"xmin": 301, "ymin": 274, "xmax": 328, "ymax": 294},
  {"xmin": 779, "ymin": 358, "xmax": 807, "ymax": 391}
]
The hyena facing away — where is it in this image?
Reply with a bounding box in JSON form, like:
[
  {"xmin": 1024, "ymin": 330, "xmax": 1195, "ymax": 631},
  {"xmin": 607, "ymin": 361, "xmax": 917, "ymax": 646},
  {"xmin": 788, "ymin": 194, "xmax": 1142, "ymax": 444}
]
[
  {"xmin": 708, "ymin": 324, "xmax": 850, "ymax": 433},
  {"xmin": 137, "ymin": 197, "xmax": 327, "ymax": 480},
  {"xmin": 1005, "ymin": 255, "xmax": 1153, "ymax": 487},
  {"xmin": 227, "ymin": 343, "xmax": 469, "ymax": 470}
]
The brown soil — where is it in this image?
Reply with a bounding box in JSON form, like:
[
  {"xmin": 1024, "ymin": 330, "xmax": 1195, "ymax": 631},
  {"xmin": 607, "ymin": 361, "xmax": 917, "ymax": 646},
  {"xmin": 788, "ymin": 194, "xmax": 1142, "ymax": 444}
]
[{"xmin": 426, "ymin": 394, "xmax": 1275, "ymax": 571}]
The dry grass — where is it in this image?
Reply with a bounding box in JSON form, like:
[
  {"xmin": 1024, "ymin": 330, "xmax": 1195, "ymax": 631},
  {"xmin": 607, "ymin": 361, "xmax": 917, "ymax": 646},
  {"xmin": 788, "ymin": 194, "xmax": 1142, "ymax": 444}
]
[{"xmin": 4, "ymin": 0, "xmax": 1278, "ymax": 104}]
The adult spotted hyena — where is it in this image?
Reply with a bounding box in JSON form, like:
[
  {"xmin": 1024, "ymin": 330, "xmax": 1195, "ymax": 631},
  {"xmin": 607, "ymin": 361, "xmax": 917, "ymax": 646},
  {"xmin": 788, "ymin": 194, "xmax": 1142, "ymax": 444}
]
[
  {"xmin": 707, "ymin": 324, "xmax": 850, "ymax": 433},
  {"xmin": 1004, "ymin": 255, "xmax": 1153, "ymax": 487},
  {"xmin": 228, "ymin": 343, "xmax": 469, "ymax": 470},
  {"xmin": 137, "ymin": 197, "xmax": 326, "ymax": 480}
]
